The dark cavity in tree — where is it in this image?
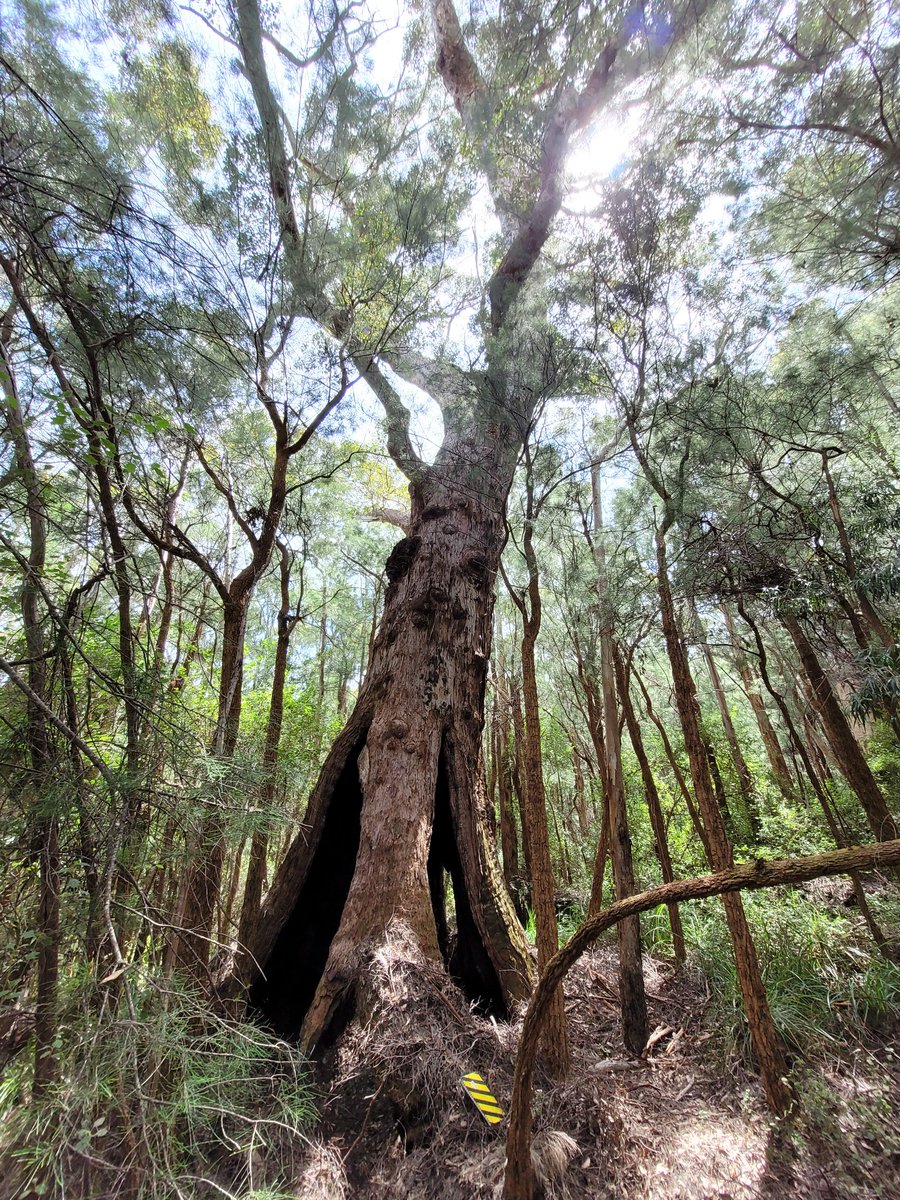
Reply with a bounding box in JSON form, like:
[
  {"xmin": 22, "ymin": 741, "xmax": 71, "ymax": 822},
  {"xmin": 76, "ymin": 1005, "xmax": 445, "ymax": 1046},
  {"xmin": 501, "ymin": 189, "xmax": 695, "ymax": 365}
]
[
  {"xmin": 384, "ymin": 536, "xmax": 420, "ymax": 586},
  {"xmin": 249, "ymin": 739, "xmax": 365, "ymax": 1038},
  {"xmin": 428, "ymin": 741, "xmax": 508, "ymax": 1019}
]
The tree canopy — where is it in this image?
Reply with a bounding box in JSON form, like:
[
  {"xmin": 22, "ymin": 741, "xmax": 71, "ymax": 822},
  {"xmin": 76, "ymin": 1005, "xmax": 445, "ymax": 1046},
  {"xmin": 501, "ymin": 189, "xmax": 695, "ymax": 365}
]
[{"xmin": 1, "ymin": 0, "xmax": 899, "ymax": 1197}]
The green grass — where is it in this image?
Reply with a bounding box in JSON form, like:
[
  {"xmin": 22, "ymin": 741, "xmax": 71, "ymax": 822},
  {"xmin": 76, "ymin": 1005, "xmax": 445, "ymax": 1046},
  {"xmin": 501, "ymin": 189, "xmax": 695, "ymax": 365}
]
[
  {"xmin": 0, "ymin": 977, "xmax": 316, "ymax": 1199},
  {"xmin": 681, "ymin": 886, "xmax": 900, "ymax": 1060}
]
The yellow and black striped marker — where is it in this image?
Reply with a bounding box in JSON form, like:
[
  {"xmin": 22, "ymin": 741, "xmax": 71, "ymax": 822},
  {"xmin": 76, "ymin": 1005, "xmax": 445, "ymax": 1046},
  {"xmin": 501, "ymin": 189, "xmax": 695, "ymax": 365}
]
[{"xmin": 461, "ymin": 1071, "xmax": 504, "ymax": 1125}]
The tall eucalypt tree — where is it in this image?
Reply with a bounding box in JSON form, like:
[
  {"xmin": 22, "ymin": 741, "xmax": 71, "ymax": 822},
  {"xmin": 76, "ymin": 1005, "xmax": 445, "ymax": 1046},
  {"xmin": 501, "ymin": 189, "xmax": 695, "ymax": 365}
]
[{"xmin": 229, "ymin": 0, "xmax": 710, "ymax": 1049}]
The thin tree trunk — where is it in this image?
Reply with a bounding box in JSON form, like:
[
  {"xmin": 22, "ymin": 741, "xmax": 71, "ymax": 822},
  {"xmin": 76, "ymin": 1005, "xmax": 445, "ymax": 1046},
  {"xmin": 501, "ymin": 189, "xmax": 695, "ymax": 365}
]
[
  {"xmin": 169, "ymin": 596, "xmax": 248, "ymax": 978},
  {"xmin": 220, "ymin": 837, "xmax": 246, "ymax": 946},
  {"xmin": 782, "ymin": 614, "xmax": 898, "ymax": 843},
  {"xmin": 632, "ymin": 666, "xmax": 711, "ymax": 858},
  {"xmin": 569, "ymin": 636, "xmax": 613, "ymax": 915},
  {"xmin": 588, "ymin": 795, "xmax": 611, "ymax": 916},
  {"xmin": 591, "ymin": 463, "xmax": 647, "ymax": 1054},
  {"xmin": 496, "ymin": 693, "xmax": 520, "ymax": 891},
  {"xmin": 697, "ymin": 625, "xmax": 760, "ymax": 838},
  {"xmin": 504, "ymin": 458, "xmax": 569, "ymax": 1076},
  {"xmin": 737, "ymin": 600, "xmax": 893, "ymax": 955},
  {"xmin": 615, "ymin": 648, "xmax": 686, "ymax": 966},
  {"xmin": 722, "ymin": 604, "xmax": 796, "ymax": 801},
  {"xmin": 820, "ymin": 453, "xmax": 893, "ymax": 648},
  {"xmin": 704, "ymin": 735, "xmax": 735, "ymax": 836},
  {"xmin": 237, "ymin": 545, "xmax": 300, "ymax": 974},
  {"xmin": 570, "ymin": 735, "xmax": 590, "ymax": 839},
  {"xmin": 1, "ymin": 315, "xmax": 57, "ymax": 1093},
  {"xmin": 503, "ymin": 838, "xmax": 900, "ymax": 1200},
  {"xmin": 656, "ymin": 522, "xmax": 793, "ymax": 1115},
  {"xmin": 510, "ymin": 677, "xmax": 532, "ymax": 900}
]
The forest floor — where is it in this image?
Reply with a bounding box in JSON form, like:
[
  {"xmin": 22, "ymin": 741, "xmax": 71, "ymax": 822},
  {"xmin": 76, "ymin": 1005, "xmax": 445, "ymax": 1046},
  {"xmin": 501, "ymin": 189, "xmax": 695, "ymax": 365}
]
[{"xmin": 292, "ymin": 925, "xmax": 900, "ymax": 1200}]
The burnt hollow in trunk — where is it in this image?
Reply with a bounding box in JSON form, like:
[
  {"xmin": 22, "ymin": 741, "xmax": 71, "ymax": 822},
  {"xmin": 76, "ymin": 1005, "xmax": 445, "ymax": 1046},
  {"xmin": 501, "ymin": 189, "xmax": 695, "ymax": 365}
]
[
  {"xmin": 250, "ymin": 739, "xmax": 365, "ymax": 1037},
  {"xmin": 428, "ymin": 744, "xmax": 508, "ymax": 1018}
]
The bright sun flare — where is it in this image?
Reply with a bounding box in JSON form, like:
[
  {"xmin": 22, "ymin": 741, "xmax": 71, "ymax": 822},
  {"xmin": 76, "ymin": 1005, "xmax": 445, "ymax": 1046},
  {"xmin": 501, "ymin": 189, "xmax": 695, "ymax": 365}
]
[{"xmin": 566, "ymin": 105, "xmax": 644, "ymax": 208}]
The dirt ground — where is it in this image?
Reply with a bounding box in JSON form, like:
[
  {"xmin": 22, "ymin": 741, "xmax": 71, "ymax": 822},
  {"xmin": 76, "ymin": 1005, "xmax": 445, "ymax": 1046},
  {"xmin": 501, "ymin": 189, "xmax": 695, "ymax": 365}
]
[{"xmin": 291, "ymin": 927, "xmax": 900, "ymax": 1200}]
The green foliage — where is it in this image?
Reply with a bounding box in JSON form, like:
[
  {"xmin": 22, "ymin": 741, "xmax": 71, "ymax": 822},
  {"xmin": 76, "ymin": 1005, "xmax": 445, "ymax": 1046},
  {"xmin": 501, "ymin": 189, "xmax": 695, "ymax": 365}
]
[
  {"xmin": 684, "ymin": 888, "xmax": 900, "ymax": 1061},
  {"xmin": 0, "ymin": 978, "xmax": 316, "ymax": 1199},
  {"xmin": 1, "ymin": 0, "xmax": 899, "ymax": 1180},
  {"xmin": 851, "ymin": 645, "xmax": 900, "ymax": 721},
  {"xmin": 117, "ymin": 38, "xmax": 223, "ymax": 177},
  {"xmin": 790, "ymin": 1065, "xmax": 900, "ymax": 1195}
]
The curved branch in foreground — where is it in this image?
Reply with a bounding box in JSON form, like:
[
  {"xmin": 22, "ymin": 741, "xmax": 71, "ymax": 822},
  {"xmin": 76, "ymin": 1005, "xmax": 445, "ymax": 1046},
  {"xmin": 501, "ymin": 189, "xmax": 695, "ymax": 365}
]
[{"xmin": 503, "ymin": 839, "xmax": 900, "ymax": 1200}]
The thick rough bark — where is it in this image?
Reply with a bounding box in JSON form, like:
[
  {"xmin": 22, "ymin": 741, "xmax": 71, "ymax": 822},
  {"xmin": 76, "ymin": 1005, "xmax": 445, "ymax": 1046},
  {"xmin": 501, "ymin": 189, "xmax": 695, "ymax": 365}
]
[
  {"xmin": 502, "ymin": 838, "xmax": 900, "ymax": 1200},
  {"xmin": 225, "ymin": 0, "xmax": 719, "ymax": 1055},
  {"xmin": 229, "ymin": 0, "xmax": 714, "ymax": 1051},
  {"xmin": 242, "ymin": 428, "xmax": 534, "ymax": 1047}
]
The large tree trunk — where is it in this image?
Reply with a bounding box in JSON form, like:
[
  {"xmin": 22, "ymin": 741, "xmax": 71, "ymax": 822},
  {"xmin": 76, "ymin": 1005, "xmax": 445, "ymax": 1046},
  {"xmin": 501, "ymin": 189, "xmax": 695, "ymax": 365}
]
[{"xmin": 242, "ymin": 432, "xmax": 533, "ymax": 1048}]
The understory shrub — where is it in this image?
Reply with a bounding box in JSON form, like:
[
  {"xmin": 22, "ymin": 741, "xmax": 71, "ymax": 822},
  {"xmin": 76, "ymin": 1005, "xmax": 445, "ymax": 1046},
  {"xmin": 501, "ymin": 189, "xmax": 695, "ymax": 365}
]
[{"xmin": 0, "ymin": 975, "xmax": 315, "ymax": 1200}]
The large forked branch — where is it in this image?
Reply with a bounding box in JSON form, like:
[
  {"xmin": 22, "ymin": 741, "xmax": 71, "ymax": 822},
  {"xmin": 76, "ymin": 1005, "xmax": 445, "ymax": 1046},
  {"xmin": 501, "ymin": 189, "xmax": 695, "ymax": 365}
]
[
  {"xmin": 486, "ymin": 45, "xmax": 620, "ymax": 334},
  {"xmin": 430, "ymin": 0, "xmax": 485, "ymax": 134},
  {"xmin": 483, "ymin": 9, "xmax": 713, "ymax": 333},
  {"xmin": 234, "ymin": 0, "xmax": 428, "ymax": 482},
  {"xmin": 234, "ymin": 0, "xmax": 302, "ymax": 248},
  {"xmin": 430, "ymin": 0, "xmax": 713, "ymax": 335},
  {"xmin": 379, "ymin": 345, "xmax": 471, "ymax": 409},
  {"xmin": 503, "ymin": 838, "xmax": 900, "ymax": 1200},
  {"xmin": 352, "ymin": 354, "xmax": 426, "ymax": 482}
]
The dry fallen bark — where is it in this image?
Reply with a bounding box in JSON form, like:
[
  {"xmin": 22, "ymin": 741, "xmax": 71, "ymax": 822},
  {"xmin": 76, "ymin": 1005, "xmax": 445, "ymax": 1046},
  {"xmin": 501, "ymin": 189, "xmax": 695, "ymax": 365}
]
[{"xmin": 502, "ymin": 839, "xmax": 900, "ymax": 1200}]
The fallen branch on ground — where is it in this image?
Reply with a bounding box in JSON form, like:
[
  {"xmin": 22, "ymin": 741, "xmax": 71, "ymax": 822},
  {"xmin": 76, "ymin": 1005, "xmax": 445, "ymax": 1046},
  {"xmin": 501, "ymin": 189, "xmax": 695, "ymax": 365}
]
[{"xmin": 503, "ymin": 839, "xmax": 900, "ymax": 1200}]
